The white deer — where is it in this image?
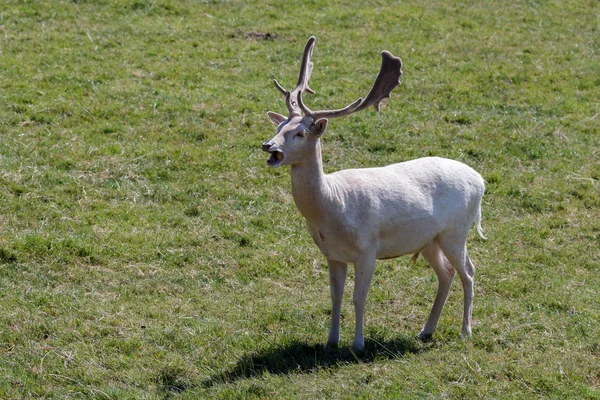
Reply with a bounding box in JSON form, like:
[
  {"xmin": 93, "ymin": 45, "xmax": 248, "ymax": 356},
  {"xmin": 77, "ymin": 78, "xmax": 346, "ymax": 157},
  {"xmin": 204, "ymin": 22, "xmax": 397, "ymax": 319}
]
[{"xmin": 262, "ymin": 37, "xmax": 485, "ymax": 351}]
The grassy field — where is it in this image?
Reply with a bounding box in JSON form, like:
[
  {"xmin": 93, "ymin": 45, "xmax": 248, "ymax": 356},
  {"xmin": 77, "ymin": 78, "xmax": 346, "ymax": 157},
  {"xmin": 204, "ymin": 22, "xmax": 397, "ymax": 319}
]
[{"xmin": 1, "ymin": 0, "xmax": 599, "ymax": 398}]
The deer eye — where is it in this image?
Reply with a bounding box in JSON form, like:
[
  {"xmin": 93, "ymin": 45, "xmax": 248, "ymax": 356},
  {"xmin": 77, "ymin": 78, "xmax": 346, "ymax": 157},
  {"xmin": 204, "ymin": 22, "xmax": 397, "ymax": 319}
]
[{"xmin": 294, "ymin": 131, "xmax": 306, "ymax": 138}]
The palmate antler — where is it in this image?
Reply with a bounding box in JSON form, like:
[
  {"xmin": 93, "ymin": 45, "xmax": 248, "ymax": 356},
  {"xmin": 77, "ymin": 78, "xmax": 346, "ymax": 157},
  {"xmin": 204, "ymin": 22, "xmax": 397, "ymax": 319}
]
[
  {"xmin": 274, "ymin": 36, "xmax": 403, "ymax": 121},
  {"xmin": 273, "ymin": 36, "xmax": 316, "ymax": 118}
]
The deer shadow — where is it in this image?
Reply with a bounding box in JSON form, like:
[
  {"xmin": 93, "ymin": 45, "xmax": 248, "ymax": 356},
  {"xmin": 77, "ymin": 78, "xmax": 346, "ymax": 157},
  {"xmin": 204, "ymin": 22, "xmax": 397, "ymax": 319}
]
[{"xmin": 202, "ymin": 334, "xmax": 429, "ymax": 388}]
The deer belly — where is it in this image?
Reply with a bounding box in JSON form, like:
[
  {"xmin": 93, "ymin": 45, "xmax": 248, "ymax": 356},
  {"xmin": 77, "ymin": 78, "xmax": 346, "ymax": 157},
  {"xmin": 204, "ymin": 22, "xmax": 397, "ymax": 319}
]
[{"xmin": 375, "ymin": 224, "xmax": 439, "ymax": 260}]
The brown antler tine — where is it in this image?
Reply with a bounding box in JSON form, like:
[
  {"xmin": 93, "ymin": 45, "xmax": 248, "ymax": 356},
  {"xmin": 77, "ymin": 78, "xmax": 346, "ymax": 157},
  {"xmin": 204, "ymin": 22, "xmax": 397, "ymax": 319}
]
[
  {"xmin": 295, "ymin": 36, "xmax": 316, "ymax": 94},
  {"xmin": 273, "ymin": 79, "xmax": 287, "ymax": 96},
  {"xmin": 297, "ymin": 90, "xmax": 313, "ymax": 116}
]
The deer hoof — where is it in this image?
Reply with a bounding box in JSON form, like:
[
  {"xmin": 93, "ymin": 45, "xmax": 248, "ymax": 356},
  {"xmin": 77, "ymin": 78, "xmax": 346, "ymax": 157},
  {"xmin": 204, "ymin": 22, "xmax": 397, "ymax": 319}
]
[{"xmin": 418, "ymin": 331, "xmax": 433, "ymax": 342}]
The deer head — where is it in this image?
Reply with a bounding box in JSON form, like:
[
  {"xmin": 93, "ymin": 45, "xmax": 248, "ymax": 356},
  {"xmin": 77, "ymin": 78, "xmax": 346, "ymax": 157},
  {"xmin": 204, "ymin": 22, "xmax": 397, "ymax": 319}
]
[{"xmin": 263, "ymin": 36, "xmax": 403, "ymax": 167}]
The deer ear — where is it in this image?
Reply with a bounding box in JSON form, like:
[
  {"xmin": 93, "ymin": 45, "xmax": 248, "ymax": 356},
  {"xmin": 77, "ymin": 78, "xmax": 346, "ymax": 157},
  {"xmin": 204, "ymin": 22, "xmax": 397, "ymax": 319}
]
[
  {"xmin": 311, "ymin": 118, "xmax": 328, "ymax": 136},
  {"xmin": 267, "ymin": 112, "xmax": 287, "ymax": 126}
]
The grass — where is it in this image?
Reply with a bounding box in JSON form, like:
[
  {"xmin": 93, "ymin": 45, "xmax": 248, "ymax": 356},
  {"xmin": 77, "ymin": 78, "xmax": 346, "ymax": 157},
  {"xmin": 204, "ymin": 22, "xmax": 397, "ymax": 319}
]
[{"xmin": 0, "ymin": 0, "xmax": 599, "ymax": 398}]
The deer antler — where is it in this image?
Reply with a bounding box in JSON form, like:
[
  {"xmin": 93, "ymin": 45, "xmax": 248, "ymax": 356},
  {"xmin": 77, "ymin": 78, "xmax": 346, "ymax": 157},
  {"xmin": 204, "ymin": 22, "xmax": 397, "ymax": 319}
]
[
  {"xmin": 298, "ymin": 50, "xmax": 403, "ymax": 121},
  {"xmin": 273, "ymin": 36, "xmax": 316, "ymax": 117}
]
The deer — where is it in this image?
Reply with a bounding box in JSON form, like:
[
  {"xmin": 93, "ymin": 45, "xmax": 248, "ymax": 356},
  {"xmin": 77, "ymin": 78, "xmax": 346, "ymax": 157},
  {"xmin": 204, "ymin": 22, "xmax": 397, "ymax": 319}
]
[{"xmin": 262, "ymin": 36, "xmax": 486, "ymax": 351}]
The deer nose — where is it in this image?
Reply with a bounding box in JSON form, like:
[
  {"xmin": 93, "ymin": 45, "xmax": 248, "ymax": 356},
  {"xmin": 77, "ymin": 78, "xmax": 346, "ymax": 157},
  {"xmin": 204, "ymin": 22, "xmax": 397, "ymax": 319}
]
[{"xmin": 262, "ymin": 141, "xmax": 275, "ymax": 152}]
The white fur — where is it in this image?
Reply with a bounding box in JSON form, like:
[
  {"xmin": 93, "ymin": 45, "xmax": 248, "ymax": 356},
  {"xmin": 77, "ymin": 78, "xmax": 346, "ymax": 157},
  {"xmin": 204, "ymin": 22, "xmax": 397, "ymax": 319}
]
[{"xmin": 264, "ymin": 113, "xmax": 485, "ymax": 351}]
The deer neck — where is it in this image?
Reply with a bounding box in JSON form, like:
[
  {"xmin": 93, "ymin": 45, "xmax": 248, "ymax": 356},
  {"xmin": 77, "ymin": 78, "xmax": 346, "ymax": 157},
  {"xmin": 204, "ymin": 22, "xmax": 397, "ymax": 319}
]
[{"xmin": 290, "ymin": 140, "xmax": 331, "ymax": 223}]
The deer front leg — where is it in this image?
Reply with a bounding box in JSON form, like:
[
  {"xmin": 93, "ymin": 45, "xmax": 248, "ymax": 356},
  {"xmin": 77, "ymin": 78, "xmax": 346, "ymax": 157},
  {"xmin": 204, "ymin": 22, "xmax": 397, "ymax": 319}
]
[
  {"xmin": 352, "ymin": 253, "xmax": 376, "ymax": 351},
  {"xmin": 327, "ymin": 259, "xmax": 348, "ymax": 348}
]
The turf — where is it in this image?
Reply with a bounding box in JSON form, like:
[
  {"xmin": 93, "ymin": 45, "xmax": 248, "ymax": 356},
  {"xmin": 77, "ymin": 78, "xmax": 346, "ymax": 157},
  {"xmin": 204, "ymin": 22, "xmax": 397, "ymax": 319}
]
[{"xmin": 0, "ymin": 0, "xmax": 599, "ymax": 398}]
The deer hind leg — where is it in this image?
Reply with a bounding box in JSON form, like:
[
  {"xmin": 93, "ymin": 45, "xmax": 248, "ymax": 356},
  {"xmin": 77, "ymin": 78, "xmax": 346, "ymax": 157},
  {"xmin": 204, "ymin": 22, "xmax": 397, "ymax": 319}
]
[
  {"xmin": 418, "ymin": 240, "xmax": 456, "ymax": 341},
  {"xmin": 438, "ymin": 233, "xmax": 474, "ymax": 337}
]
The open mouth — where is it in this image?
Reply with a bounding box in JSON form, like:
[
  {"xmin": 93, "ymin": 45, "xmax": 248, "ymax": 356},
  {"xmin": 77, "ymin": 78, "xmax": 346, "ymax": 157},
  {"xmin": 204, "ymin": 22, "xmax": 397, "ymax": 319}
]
[{"xmin": 266, "ymin": 150, "xmax": 285, "ymax": 167}]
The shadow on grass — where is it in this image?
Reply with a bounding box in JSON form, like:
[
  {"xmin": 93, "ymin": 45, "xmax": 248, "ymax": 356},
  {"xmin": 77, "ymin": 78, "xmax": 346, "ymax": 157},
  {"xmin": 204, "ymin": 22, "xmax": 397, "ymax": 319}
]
[{"xmin": 202, "ymin": 334, "xmax": 427, "ymax": 388}]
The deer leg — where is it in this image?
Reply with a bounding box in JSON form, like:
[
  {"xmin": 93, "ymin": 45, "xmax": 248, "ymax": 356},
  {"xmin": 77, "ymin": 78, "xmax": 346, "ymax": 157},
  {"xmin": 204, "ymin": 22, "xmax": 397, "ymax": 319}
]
[
  {"xmin": 439, "ymin": 236, "xmax": 474, "ymax": 337},
  {"xmin": 419, "ymin": 241, "xmax": 455, "ymax": 341},
  {"xmin": 352, "ymin": 253, "xmax": 376, "ymax": 351},
  {"xmin": 461, "ymin": 255, "xmax": 476, "ymax": 335},
  {"xmin": 327, "ymin": 259, "xmax": 348, "ymax": 348},
  {"xmin": 466, "ymin": 255, "xmax": 476, "ymax": 279}
]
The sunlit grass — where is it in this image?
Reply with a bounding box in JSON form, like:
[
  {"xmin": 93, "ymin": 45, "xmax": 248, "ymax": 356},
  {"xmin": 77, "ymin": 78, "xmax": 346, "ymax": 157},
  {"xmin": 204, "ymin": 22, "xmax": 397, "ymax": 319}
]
[{"xmin": 0, "ymin": 0, "xmax": 598, "ymax": 398}]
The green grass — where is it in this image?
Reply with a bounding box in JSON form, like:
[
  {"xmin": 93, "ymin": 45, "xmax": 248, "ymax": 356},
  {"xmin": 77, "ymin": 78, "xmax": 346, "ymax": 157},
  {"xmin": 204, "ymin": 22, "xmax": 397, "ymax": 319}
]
[{"xmin": 0, "ymin": 0, "xmax": 599, "ymax": 398}]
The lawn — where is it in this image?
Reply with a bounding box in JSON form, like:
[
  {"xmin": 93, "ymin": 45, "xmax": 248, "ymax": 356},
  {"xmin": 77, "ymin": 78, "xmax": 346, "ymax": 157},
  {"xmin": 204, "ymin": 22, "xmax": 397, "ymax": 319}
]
[{"xmin": 0, "ymin": 0, "xmax": 599, "ymax": 398}]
